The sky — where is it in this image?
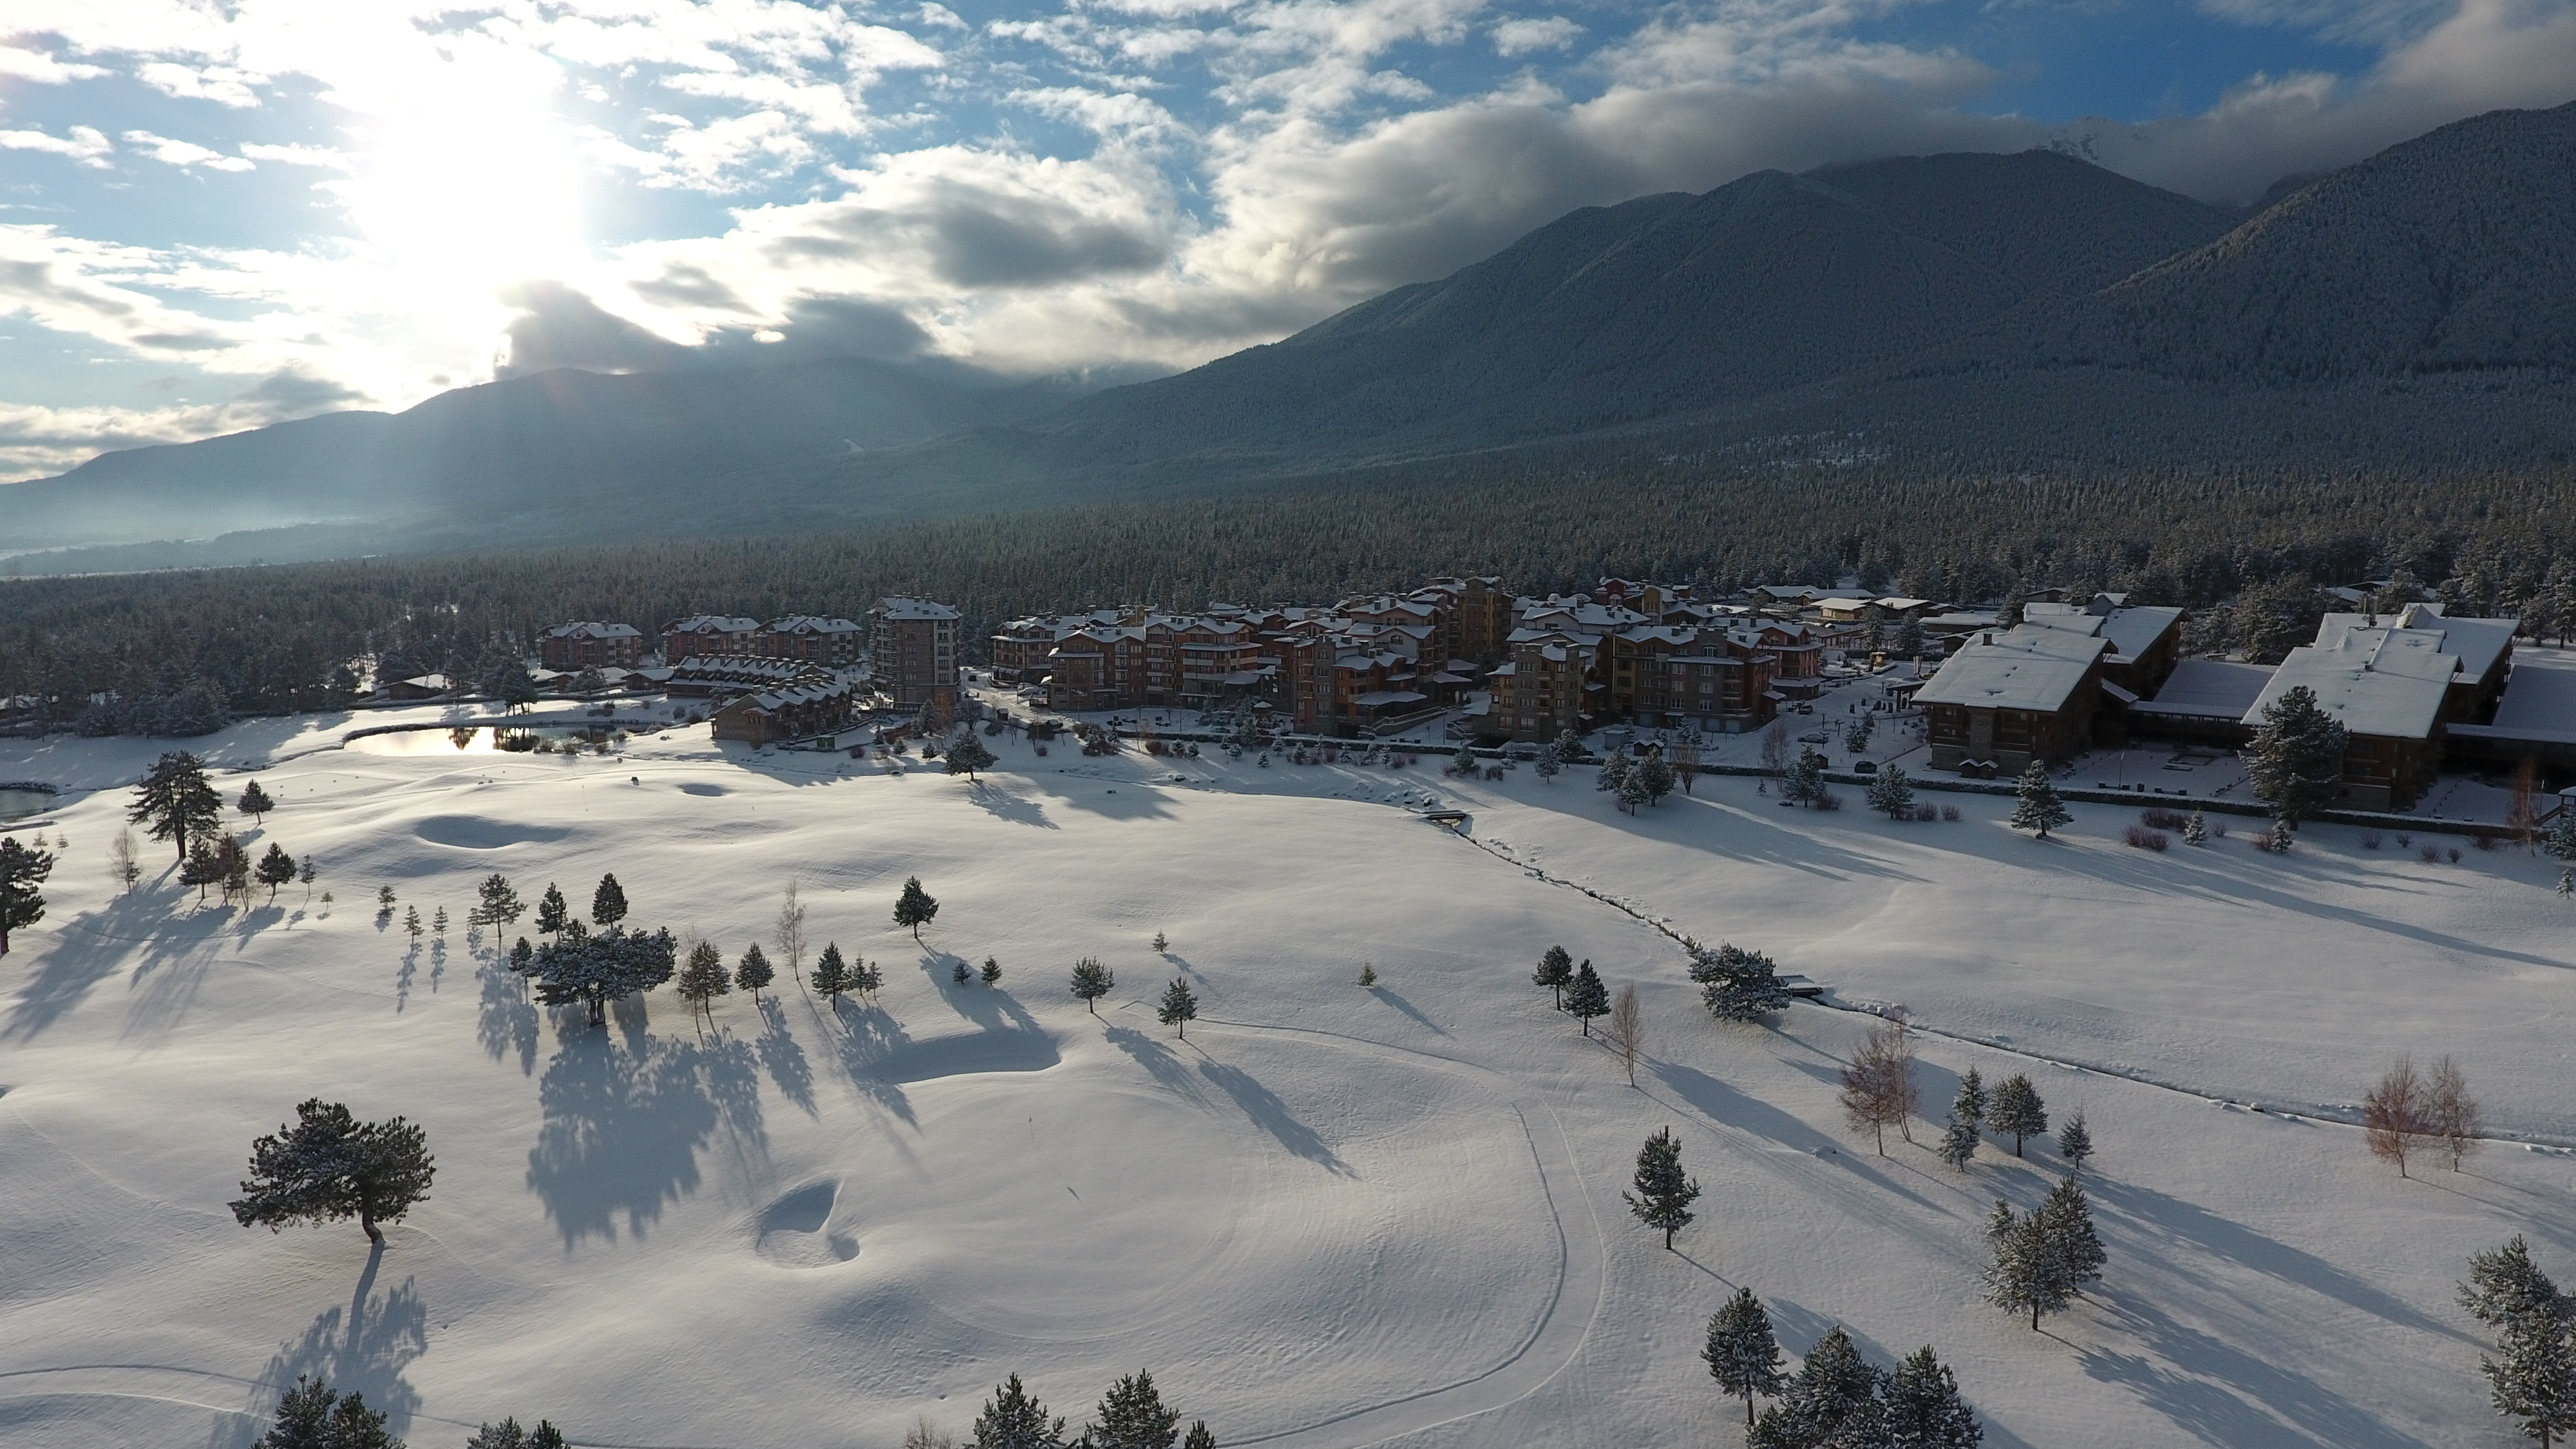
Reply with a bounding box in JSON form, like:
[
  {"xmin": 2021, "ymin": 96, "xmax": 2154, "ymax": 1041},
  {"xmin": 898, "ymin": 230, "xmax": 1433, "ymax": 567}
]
[{"xmin": 0, "ymin": 0, "xmax": 2571, "ymax": 483}]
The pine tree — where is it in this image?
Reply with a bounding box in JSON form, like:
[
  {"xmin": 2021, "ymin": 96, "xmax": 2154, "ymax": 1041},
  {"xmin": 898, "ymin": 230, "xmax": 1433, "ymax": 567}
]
[
  {"xmin": 1938, "ymin": 1112, "xmax": 1980, "ymax": 1173},
  {"xmin": 1151, "ymin": 931, "xmax": 1169, "ymax": 954},
  {"xmin": 466, "ymin": 1418, "xmax": 567, "ymax": 1449},
  {"xmin": 1533, "ymin": 944, "xmax": 1574, "ymax": 1009},
  {"xmin": 1989, "ymin": 1075, "xmax": 2047, "ymax": 1158},
  {"xmin": 895, "ymin": 876, "xmax": 940, "ymax": 940},
  {"xmin": 1952, "ymin": 1067, "xmax": 1986, "ymax": 1135},
  {"xmin": 535, "ymin": 882, "xmax": 568, "ymax": 936},
  {"xmin": 1564, "ymin": 959, "xmax": 1611, "ymax": 1035},
  {"xmin": 431, "ymin": 906, "xmax": 448, "ymax": 936},
  {"xmin": 129, "ymin": 751, "xmax": 226, "ymax": 863},
  {"xmin": 1532, "ymin": 744, "xmax": 1562, "ymax": 782},
  {"xmin": 509, "ymin": 936, "xmax": 533, "ymax": 980},
  {"xmin": 1703, "ymin": 1287, "xmax": 1787, "ymax": 1428},
  {"xmin": 2544, "ymin": 811, "xmax": 2576, "ymax": 863},
  {"xmin": 1637, "ymin": 752, "xmax": 1676, "ymax": 805},
  {"xmin": 2247, "ymin": 683, "xmax": 2347, "ymax": 835},
  {"xmin": 1623, "ymin": 1126, "xmax": 1701, "ymax": 1249},
  {"xmin": 1085, "ymin": 1370, "xmax": 1181, "ymax": 1449},
  {"xmin": 1883, "ymin": 1345, "xmax": 1984, "ymax": 1448},
  {"xmin": 470, "ymin": 873, "xmax": 525, "ymax": 928},
  {"xmin": 238, "ymin": 779, "xmax": 276, "ymax": 825},
  {"xmin": 2034, "ymin": 1175, "xmax": 2107, "ymax": 1296},
  {"xmin": 946, "ymin": 732, "xmax": 998, "ymax": 781},
  {"xmin": 229, "ymin": 1099, "xmax": 435, "ymax": 1245},
  {"xmin": 2009, "ymin": 762, "xmax": 2071, "ymax": 839},
  {"xmin": 1869, "ymin": 764, "xmax": 1916, "ymax": 818},
  {"xmin": 403, "ymin": 905, "xmax": 422, "ymax": 940},
  {"xmin": 218, "ymin": 833, "xmax": 251, "ymax": 906},
  {"xmin": 257, "ymin": 1374, "xmax": 405, "ymax": 1449},
  {"xmin": 1158, "ymin": 977, "xmax": 1199, "ymax": 1038},
  {"xmin": 1690, "ymin": 942, "xmax": 1790, "ymax": 1022},
  {"xmin": 2486, "ymin": 1307, "xmax": 2576, "ymax": 1449},
  {"xmin": 2056, "ymin": 1111, "xmax": 2092, "ymax": 1172},
  {"xmin": 1751, "ymin": 1328, "xmax": 1883, "ymax": 1449},
  {"xmin": 1072, "ymin": 957, "xmax": 1113, "ymax": 1013},
  {"xmin": 0, "ymin": 834, "xmax": 57, "ymax": 955},
  {"xmin": 527, "ymin": 923, "xmax": 679, "ymax": 1028},
  {"xmin": 591, "ymin": 873, "xmax": 629, "ymax": 927},
  {"xmin": 735, "ymin": 942, "xmax": 775, "ymax": 998},
  {"xmin": 1616, "ymin": 770, "xmax": 1654, "ymax": 814},
  {"xmin": 1785, "ymin": 745, "xmax": 1829, "ymax": 807},
  {"xmin": 968, "ymin": 1374, "xmax": 1066, "ymax": 1449},
  {"xmin": 1984, "ymin": 1203, "xmax": 2074, "ymax": 1331},
  {"xmin": 1182, "ymin": 1423, "xmax": 1214, "ymax": 1449},
  {"xmin": 2560, "ymin": 869, "xmax": 2575, "ymax": 900},
  {"xmin": 2183, "ymin": 810, "xmax": 2208, "ymax": 846},
  {"xmin": 981, "ymin": 956, "xmax": 1002, "ymax": 985},
  {"xmin": 1596, "ymin": 750, "xmax": 1633, "ymax": 795},
  {"xmin": 812, "ymin": 943, "xmax": 853, "ymax": 1007},
  {"xmin": 256, "ymin": 843, "xmax": 298, "ymax": 902},
  {"xmin": 181, "ymin": 840, "xmax": 222, "ymax": 904},
  {"xmin": 298, "ymin": 855, "xmax": 317, "ymax": 898},
  {"xmin": 677, "ymin": 940, "xmax": 730, "ymax": 1028},
  {"xmin": 2461, "ymin": 1236, "xmax": 2570, "ymax": 1331}
]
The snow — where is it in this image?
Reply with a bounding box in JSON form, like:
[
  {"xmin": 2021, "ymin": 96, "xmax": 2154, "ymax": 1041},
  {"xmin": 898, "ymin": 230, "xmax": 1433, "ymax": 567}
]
[{"xmin": 4, "ymin": 711, "xmax": 2574, "ymax": 1449}]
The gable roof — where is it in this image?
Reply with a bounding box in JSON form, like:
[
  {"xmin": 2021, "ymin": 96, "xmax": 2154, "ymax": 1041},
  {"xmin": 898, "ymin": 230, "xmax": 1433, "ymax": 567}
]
[{"xmin": 1913, "ymin": 626, "xmax": 2108, "ymax": 713}]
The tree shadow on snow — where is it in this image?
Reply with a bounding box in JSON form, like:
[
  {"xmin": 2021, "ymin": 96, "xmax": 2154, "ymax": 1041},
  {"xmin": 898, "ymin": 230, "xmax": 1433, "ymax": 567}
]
[
  {"xmin": 755, "ymin": 996, "xmax": 817, "ymax": 1117},
  {"xmin": 474, "ymin": 957, "xmax": 538, "ymax": 1075},
  {"xmin": 1196, "ymin": 1057, "xmax": 1354, "ymax": 1176},
  {"xmin": 2078, "ymin": 1289, "xmax": 2437, "ymax": 1449},
  {"xmin": 1103, "ymin": 1025, "xmax": 1208, "ymax": 1103},
  {"xmin": 968, "ymin": 782, "xmax": 1058, "ymax": 829},
  {"xmin": 918, "ymin": 951, "xmax": 1043, "ymax": 1036},
  {"xmin": 1624, "ymin": 795, "xmax": 1934, "ymax": 886},
  {"xmin": 524, "ymin": 1029, "xmax": 759, "ymax": 1247},
  {"xmin": 219, "ymin": 1243, "xmax": 426, "ymax": 1449},
  {"xmin": 1366, "ymin": 986, "xmax": 1447, "ymax": 1036},
  {"xmin": 1645, "ymin": 1061, "xmax": 1956, "ymax": 1226}
]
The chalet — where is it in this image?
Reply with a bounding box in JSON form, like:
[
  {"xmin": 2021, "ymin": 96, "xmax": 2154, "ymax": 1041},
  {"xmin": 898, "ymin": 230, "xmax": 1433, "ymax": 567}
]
[
  {"xmin": 667, "ymin": 655, "xmax": 838, "ymax": 699},
  {"xmin": 661, "ymin": 615, "xmax": 759, "ymax": 662},
  {"xmin": 384, "ymin": 674, "xmax": 457, "ymax": 702},
  {"xmin": 757, "ymin": 615, "xmax": 864, "ymax": 668},
  {"xmin": 536, "ymin": 621, "xmax": 645, "ymax": 672},
  {"xmin": 2020, "ymin": 594, "xmax": 2188, "ymax": 710},
  {"xmin": 711, "ymin": 676, "xmax": 862, "ymax": 747},
  {"xmin": 1915, "ymin": 627, "xmax": 2110, "ymax": 773},
  {"xmin": 2243, "ymin": 623, "xmax": 2458, "ymax": 811}
]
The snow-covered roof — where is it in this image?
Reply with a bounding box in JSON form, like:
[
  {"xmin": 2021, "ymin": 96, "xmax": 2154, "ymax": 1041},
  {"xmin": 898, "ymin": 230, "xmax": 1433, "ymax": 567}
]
[
  {"xmin": 663, "ymin": 614, "xmax": 760, "ymax": 634},
  {"xmin": 875, "ymin": 597, "xmax": 960, "ymax": 621},
  {"xmin": 2021, "ymin": 602, "xmax": 2183, "ymax": 663},
  {"xmin": 1353, "ymin": 690, "xmax": 1428, "ymax": 707},
  {"xmin": 540, "ymin": 621, "xmax": 642, "ymax": 641},
  {"xmin": 2133, "ymin": 659, "xmax": 2275, "ymax": 719},
  {"xmin": 2315, "ymin": 605, "xmax": 2515, "ymax": 682},
  {"xmin": 2488, "ymin": 650, "xmax": 2576, "ymax": 734},
  {"xmin": 764, "ymin": 615, "xmax": 860, "ymax": 636},
  {"xmin": 2246, "ymin": 626, "xmax": 2455, "ymax": 739},
  {"xmin": 1912, "ymin": 627, "xmax": 2107, "ymax": 713}
]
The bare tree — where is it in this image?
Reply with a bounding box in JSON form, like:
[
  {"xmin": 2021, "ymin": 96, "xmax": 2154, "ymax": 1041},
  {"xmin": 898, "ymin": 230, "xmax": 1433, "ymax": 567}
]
[
  {"xmin": 1759, "ymin": 720, "xmax": 1792, "ymax": 781},
  {"xmin": 2432, "ymin": 1055, "xmax": 2481, "ymax": 1172},
  {"xmin": 773, "ymin": 882, "xmax": 807, "ymax": 980},
  {"xmin": 1602, "ymin": 983, "xmax": 1644, "ymax": 1086},
  {"xmin": 1669, "ymin": 734, "xmax": 1702, "ymax": 797},
  {"xmin": 2365, "ymin": 1055, "xmax": 2437, "ymax": 1178},
  {"xmin": 107, "ymin": 826, "xmax": 140, "ymax": 894},
  {"xmin": 902, "ymin": 1415, "xmax": 954, "ymax": 1449},
  {"xmin": 1839, "ymin": 1019, "xmax": 1918, "ymax": 1154}
]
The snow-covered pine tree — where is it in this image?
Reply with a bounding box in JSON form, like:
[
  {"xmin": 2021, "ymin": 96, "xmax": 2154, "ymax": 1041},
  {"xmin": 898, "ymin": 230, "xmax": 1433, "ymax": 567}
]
[
  {"xmin": 981, "ymin": 956, "xmax": 1002, "ymax": 985},
  {"xmin": 2009, "ymin": 762, "xmax": 2072, "ymax": 839},
  {"xmin": 2056, "ymin": 1111, "xmax": 2093, "ymax": 1172},
  {"xmin": 1564, "ymin": 960, "xmax": 1611, "ymax": 1036},
  {"xmin": 1637, "ymin": 753, "xmax": 1676, "ymax": 805},
  {"xmin": 129, "ymin": 752, "xmax": 226, "ymax": 863},
  {"xmin": 2546, "ymin": 810, "xmax": 2576, "ymax": 863},
  {"xmin": 229, "ymin": 1099, "xmax": 435, "ymax": 1246},
  {"xmin": 468, "ymin": 1416, "xmax": 568, "ymax": 1448},
  {"xmin": 1691, "ymin": 942, "xmax": 1791, "ymax": 1023},
  {"xmin": 1868, "ymin": 764, "xmax": 1915, "ymax": 818},
  {"xmin": 1534, "ymin": 945, "xmax": 1575, "ymax": 1008},
  {"xmin": 2034, "ymin": 1175, "xmax": 2107, "ymax": 1296},
  {"xmin": 1596, "ymin": 750, "xmax": 1632, "ymax": 795},
  {"xmin": 1785, "ymin": 746, "xmax": 1829, "ymax": 807},
  {"xmin": 535, "ymin": 883, "xmax": 569, "ymax": 937},
  {"xmin": 2461, "ymin": 1236, "xmax": 2571, "ymax": 1331},
  {"xmin": 1182, "ymin": 1423, "xmax": 1214, "ymax": 1449},
  {"xmin": 0, "ymin": 835, "xmax": 57, "ymax": 955},
  {"xmin": 1984, "ymin": 1203, "xmax": 2074, "ymax": 1330},
  {"xmin": 1532, "ymin": 743, "xmax": 1562, "ymax": 782},
  {"xmin": 509, "ymin": 936, "xmax": 533, "ymax": 981},
  {"xmin": 2247, "ymin": 684, "xmax": 2348, "ymax": 836},
  {"xmin": 1882, "ymin": 1345, "xmax": 1984, "ymax": 1448},
  {"xmin": 2183, "ymin": 811, "xmax": 2208, "ymax": 846},
  {"xmin": 2561, "ymin": 869, "xmax": 2575, "ymax": 900},
  {"xmin": 238, "ymin": 779, "xmax": 276, "ymax": 825},
  {"xmin": 1988, "ymin": 1075, "xmax": 2047, "ymax": 1157},
  {"xmin": 945, "ymin": 732, "xmax": 998, "ymax": 780},
  {"xmin": 257, "ymin": 1374, "xmax": 402, "ymax": 1449},
  {"xmin": 591, "ymin": 873, "xmax": 629, "ymax": 928},
  {"xmin": 1072, "ymin": 957, "xmax": 1113, "ymax": 1013},
  {"xmin": 1616, "ymin": 770, "xmax": 1654, "ymax": 814},
  {"xmin": 811, "ymin": 943, "xmax": 852, "ymax": 1007},
  {"xmin": 967, "ymin": 1374, "xmax": 1066, "ymax": 1449},
  {"xmin": 1938, "ymin": 1112, "xmax": 1980, "ymax": 1173},
  {"xmin": 895, "ymin": 876, "xmax": 940, "ymax": 940},
  {"xmin": 1084, "ymin": 1369, "xmax": 1181, "ymax": 1449},
  {"xmin": 1703, "ymin": 1287, "xmax": 1787, "ymax": 1428},
  {"xmin": 1952, "ymin": 1068, "xmax": 1986, "ymax": 1135},
  {"xmin": 471, "ymin": 873, "xmax": 525, "ymax": 928},
  {"xmin": 529, "ymin": 923, "xmax": 678, "ymax": 1028},
  {"xmin": 2485, "ymin": 1304, "xmax": 2576, "ymax": 1449},
  {"xmin": 256, "ymin": 844, "xmax": 297, "ymax": 902},
  {"xmin": 1624, "ymin": 1126, "xmax": 1701, "ymax": 1249},
  {"xmin": 1157, "ymin": 977, "xmax": 1198, "ymax": 1038},
  {"xmin": 1750, "ymin": 1328, "xmax": 1883, "ymax": 1449}
]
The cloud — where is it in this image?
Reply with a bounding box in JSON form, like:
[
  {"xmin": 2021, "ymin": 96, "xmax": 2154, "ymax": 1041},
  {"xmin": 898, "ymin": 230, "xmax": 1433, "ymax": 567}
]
[
  {"xmin": 121, "ymin": 130, "xmax": 256, "ymax": 171},
  {"xmin": 0, "ymin": 125, "xmax": 114, "ymax": 167},
  {"xmin": 0, "ymin": 44, "xmax": 108, "ymax": 83},
  {"xmin": 495, "ymin": 280, "xmax": 696, "ymax": 377},
  {"xmin": 1491, "ymin": 15, "xmax": 1583, "ymax": 55}
]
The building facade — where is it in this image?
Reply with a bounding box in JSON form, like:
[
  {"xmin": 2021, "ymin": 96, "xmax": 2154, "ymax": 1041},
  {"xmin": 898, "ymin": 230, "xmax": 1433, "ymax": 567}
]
[
  {"xmin": 871, "ymin": 597, "xmax": 961, "ymax": 712},
  {"xmin": 536, "ymin": 621, "xmax": 645, "ymax": 672}
]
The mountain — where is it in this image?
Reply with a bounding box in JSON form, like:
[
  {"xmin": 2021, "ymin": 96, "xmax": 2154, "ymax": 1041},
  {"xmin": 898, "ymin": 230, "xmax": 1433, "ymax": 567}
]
[
  {"xmin": 0, "ymin": 356, "xmax": 1101, "ymax": 554},
  {"xmin": 1018, "ymin": 149, "xmax": 2237, "ymax": 467}
]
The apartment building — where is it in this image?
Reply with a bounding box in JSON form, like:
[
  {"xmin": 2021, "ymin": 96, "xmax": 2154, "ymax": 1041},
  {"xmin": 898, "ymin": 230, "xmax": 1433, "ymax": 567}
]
[{"xmin": 870, "ymin": 597, "xmax": 960, "ymax": 712}]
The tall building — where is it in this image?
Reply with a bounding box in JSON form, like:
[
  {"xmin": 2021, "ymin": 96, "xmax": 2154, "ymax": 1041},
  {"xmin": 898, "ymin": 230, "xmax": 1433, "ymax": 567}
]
[{"xmin": 870, "ymin": 598, "xmax": 960, "ymax": 711}]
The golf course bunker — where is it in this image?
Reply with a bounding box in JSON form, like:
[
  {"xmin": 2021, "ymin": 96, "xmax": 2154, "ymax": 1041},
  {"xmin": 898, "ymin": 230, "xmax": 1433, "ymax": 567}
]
[
  {"xmin": 755, "ymin": 1180, "xmax": 858, "ymax": 1269},
  {"xmin": 855, "ymin": 1028, "xmax": 1061, "ymax": 1084},
  {"xmin": 413, "ymin": 815, "xmax": 574, "ymax": 849}
]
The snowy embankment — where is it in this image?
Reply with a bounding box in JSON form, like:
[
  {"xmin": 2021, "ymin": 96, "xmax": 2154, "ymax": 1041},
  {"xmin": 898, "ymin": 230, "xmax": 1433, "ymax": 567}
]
[{"xmin": 1, "ymin": 720, "xmax": 2570, "ymax": 1448}]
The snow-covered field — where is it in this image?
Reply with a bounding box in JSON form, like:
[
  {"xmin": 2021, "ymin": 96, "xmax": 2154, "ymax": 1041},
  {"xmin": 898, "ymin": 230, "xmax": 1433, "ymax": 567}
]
[{"xmin": 3, "ymin": 715, "xmax": 2573, "ymax": 1448}]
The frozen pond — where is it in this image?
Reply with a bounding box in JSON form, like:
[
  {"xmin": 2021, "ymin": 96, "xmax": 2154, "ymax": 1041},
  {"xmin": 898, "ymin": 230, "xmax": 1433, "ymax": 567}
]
[
  {"xmin": 343, "ymin": 726, "xmax": 620, "ymax": 757},
  {"xmin": 0, "ymin": 788, "xmax": 52, "ymax": 820}
]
